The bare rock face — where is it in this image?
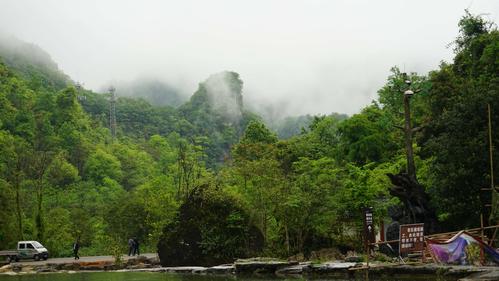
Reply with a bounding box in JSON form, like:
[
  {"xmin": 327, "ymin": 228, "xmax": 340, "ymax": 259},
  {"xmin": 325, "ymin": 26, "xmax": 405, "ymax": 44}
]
[
  {"xmin": 0, "ymin": 265, "xmax": 12, "ymax": 273},
  {"xmin": 207, "ymin": 264, "xmax": 235, "ymax": 274},
  {"xmin": 61, "ymin": 263, "xmax": 80, "ymax": 271},
  {"xmin": 275, "ymin": 263, "xmax": 309, "ymax": 275},
  {"xmin": 302, "ymin": 262, "xmax": 360, "ymax": 278},
  {"xmin": 234, "ymin": 259, "xmax": 298, "ymax": 275},
  {"xmin": 387, "ymin": 172, "xmax": 439, "ymax": 234}
]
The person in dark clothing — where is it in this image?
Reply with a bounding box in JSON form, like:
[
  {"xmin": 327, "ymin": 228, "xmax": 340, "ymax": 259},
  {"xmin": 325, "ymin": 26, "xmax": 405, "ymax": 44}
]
[
  {"xmin": 73, "ymin": 238, "xmax": 80, "ymax": 260},
  {"xmin": 128, "ymin": 238, "xmax": 135, "ymax": 256},
  {"xmin": 133, "ymin": 237, "xmax": 140, "ymax": 256}
]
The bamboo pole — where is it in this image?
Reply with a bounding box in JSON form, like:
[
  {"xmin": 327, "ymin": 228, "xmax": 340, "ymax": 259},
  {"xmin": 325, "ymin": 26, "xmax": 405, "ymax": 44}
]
[
  {"xmin": 480, "ymin": 214, "xmax": 485, "ymax": 264},
  {"xmin": 481, "ymin": 214, "xmax": 485, "ymax": 242},
  {"xmin": 488, "ymin": 104, "xmax": 497, "ymax": 228},
  {"xmin": 489, "ymin": 227, "xmax": 498, "ymax": 246},
  {"xmin": 489, "ymin": 104, "xmax": 494, "ymax": 195}
]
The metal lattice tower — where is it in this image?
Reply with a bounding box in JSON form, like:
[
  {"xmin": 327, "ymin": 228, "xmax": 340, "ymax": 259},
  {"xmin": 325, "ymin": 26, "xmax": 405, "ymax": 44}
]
[{"xmin": 109, "ymin": 86, "xmax": 117, "ymax": 140}]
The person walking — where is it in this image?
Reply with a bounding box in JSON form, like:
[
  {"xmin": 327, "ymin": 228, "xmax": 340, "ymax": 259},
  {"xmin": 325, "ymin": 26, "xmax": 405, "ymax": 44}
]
[
  {"xmin": 73, "ymin": 238, "xmax": 80, "ymax": 260},
  {"xmin": 133, "ymin": 237, "xmax": 140, "ymax": 256},
  {"xmin": 128, "ymin": 238, "xmax": 135, "ymax": 256}
]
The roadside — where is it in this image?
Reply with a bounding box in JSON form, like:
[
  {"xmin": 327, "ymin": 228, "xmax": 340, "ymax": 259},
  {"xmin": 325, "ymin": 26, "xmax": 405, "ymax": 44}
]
[{"xmin": 7, "ymin": 253, "xmax": 157, "ymax": 266}]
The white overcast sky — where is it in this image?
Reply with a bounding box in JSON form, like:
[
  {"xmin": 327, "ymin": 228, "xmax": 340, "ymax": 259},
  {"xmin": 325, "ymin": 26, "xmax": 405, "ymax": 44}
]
[{"xmin": 0, "ymin": 0, "xmax": 498, "ymax": 115}]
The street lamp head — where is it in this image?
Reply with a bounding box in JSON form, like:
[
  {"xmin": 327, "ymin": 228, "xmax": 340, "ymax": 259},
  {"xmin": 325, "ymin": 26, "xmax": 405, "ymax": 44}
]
[
  {"xmin": 401, "ymin": 73, "xmax": 411, "ymax": 84},
  {"xmin": 404, "ymin": 89, "xmax": 414, "ymax": 96}
]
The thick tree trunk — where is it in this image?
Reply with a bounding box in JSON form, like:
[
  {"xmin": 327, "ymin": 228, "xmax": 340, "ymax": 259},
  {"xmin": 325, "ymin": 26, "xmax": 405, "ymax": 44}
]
[
  {"xmin": 389, "ymin": 94, "xmax": 439, "ymax": 234},
  {"xmin": 387, "ymin": 173, "xmax": 438, "ymax": 234},
  {"xmin": 15, "ymin": 174, "xmax": 23, "ymax": 240},
  {"xmin": 403, "ymin": 95, "xmax": 416, "ymax": 180},
  {"xmin": 36, "ymin": 179, "xmax": 44, "ymax": 241},
  {"xmin": 34, "ymin": 152, "xmax": 50, "ymax": 241}
]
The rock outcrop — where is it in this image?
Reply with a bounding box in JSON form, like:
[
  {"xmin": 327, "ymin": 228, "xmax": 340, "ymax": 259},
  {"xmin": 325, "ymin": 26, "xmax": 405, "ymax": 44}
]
[
  {"xmin": 1, "ymin": 257, "xmax": 498, "ymax": 280},
  {"xmin": 157, "ymin": 185, "xmax": 263, "ymax": 266},
  {"xmin": 234, "ymin": 258, "xmax": 298, "ymax": 274}
]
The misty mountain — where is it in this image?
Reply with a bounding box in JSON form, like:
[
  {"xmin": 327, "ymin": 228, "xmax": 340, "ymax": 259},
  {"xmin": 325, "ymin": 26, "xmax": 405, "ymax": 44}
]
[
  {"xmin": 249, "ymin": 102, "xmax": 349, "ymax": 139},
  {"xmin": 178, "ymin": 71, "xmax": 257, "ymax": 166},
  {"xmin": 271, "ymin": 115, "xmax": 315, "ymax": 139},
  {"xmin": 0, "ymin": 34, "xmax": 344, "ymax": 144},
  {"xmin": 0, "ymin": 33, "xmax": 71, "ymax": 91},
  {"xmin": 180, "ymin": 71, "xmax": 244, "ymax": 124},
  {"xmin": 113, "ymin": 78, "xmax": 186, "ymax": 108},
  {"xmin": 268, "ymin": 113, "xmax": 348, "ymax": 139}
]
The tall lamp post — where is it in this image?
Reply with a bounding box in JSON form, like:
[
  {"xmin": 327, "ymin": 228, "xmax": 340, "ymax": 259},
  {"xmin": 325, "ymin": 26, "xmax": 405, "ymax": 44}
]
[
  {"xmin": 387, "ymin": 73, "xmax": 439, "ymax": 232},
  {"xmin": 402, "ymin": 74, "xmax": 417, "ymax": 180}
]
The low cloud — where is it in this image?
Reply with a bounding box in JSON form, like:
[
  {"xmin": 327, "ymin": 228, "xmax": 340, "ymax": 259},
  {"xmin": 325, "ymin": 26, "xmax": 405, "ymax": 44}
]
[{"xmin": 0, "ymin": 0, "xmax": 497, "ymax": 116}]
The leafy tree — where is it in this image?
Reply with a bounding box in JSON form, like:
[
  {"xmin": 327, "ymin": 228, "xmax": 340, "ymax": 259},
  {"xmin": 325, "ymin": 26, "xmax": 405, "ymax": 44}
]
[
  {"xmin": 43, "ymin": 208, "xmax": 73, "ymax": 257},
  {"xmin": 84, "ymin": 148, "xmax": 122, "ymax": 184},
  {"xmin": 338, "ymin": 105, "xmax": 399, "ymax": 165},
  {"xmin": 420, "ymin": 12, "xmax": 498, "ymax": 228},
  {"xmin": 0, "ymin": 131, "xmax": 31, "ymax": 241},
  {"xmin": 45, "ymin": 152, "xmax": 80, "ymax": 189},
  {"xmin": 111, "ymin": 143, "xmax": 156, "ymax": 190},
  {"xmin": 231, "ymin": 121, "xmax": 282, "ymax": 245}
]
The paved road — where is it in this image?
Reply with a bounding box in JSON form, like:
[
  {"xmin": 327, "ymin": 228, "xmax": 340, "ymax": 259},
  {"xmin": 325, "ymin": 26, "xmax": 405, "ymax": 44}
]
[{"xmin": 11, "ymin": 253, "xmax": 157, "ymax": 266}]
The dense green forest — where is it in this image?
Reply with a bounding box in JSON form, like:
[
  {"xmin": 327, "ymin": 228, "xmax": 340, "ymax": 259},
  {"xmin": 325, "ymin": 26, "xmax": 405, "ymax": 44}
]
[{"xmin": 0, "ymin": 12, "xmax": 497, "ymax": 260}]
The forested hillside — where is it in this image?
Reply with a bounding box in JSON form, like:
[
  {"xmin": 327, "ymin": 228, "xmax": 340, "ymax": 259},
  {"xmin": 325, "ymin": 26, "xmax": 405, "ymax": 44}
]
[
  {"xmin": 0, "ymin": 33, "xmax": 71, "ymax": 92},
  {"xmin": 0, "ymin": 12, "xmax": 497, "ymax": 260}
]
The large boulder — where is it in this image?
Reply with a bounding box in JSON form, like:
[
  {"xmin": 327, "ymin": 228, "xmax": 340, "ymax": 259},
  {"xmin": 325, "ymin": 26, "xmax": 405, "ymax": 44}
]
[{"xmin": 157, "ymin": 184, "xmax": 263, "ymax": 266}]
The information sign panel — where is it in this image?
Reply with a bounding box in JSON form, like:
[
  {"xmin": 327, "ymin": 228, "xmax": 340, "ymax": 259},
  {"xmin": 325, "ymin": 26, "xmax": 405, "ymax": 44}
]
[
  {"xmin": 399, "ymin": 223, "xmax": 424, "ymax": 254},
  {"xmin": 363, "ymin": 207, "xmax": 375, "ymax": 247}
]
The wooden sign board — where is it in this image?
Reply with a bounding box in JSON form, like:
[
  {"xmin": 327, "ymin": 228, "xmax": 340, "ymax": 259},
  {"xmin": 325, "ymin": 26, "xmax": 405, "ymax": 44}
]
[
  {"xmin": 363, "ymin": 207, "xmax": 375, "ymax": 247},
  {"xmin": 399, "ymin": 223, "xmax": 424, "ymax": 254}
]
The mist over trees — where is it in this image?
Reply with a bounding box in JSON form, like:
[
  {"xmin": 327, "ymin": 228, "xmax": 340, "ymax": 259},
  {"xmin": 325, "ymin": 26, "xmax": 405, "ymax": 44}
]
[
  {"xmin": 0, "ymin": 32, "xmax": 71, "ymax": 91},
  {"xmin": 0, "ymin": 11, "xmax": 497, "ymax": 260},
  {"xmin": 110, "ymin": 79, "xmax": 186, "ymax": 108}
]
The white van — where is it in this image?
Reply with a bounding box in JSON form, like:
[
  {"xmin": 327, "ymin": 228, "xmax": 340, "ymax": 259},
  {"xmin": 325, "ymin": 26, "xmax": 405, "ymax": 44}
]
[{"xmin": 17, "ymin": 241, "xmax": 49, "ymax": 261}]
